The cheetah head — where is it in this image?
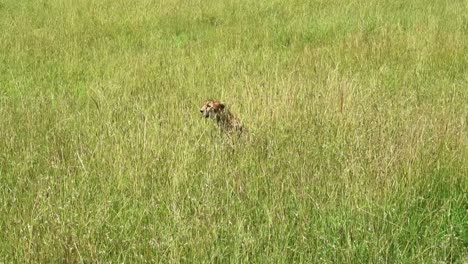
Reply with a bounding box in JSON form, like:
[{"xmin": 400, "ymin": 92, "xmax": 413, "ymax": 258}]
[{"xmin": 200, "ymin": 100, "xmax": 225, "ymax": 119}]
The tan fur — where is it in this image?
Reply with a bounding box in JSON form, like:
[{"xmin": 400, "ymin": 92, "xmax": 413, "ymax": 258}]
[{"xmin": 200, "ymin": 100, "xmax": 245, "ymax": 136}]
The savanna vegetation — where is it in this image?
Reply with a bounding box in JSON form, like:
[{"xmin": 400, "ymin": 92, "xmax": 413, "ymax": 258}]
[{"xmin": 0, "ymin": 0, "xmax": 467, "ymax": 262}]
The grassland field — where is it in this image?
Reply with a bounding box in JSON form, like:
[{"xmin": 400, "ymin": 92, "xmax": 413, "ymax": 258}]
[{"xmin": 0, "ymin": 0, "xmax": 467, "ymax": 262}]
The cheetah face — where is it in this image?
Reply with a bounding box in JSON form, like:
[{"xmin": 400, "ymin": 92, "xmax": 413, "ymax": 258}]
[{"xmin": 200, "ymin": 100, "xmax": 225, "ymax": 119}]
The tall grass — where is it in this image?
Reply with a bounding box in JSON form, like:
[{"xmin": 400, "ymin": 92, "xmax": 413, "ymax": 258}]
[{"xmin": 1, "ymin": 0, "xmax": 467, "ymax": 262}]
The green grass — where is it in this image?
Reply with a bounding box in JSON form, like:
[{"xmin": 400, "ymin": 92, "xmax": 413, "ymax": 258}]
[{"xmin": 1, "ymin": 0, "xmax": 467, "ymax": 262}]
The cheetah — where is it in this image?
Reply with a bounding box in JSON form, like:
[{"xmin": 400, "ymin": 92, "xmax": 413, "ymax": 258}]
[{"xmin": 200, "ymin": 99, "xmax": 245, "ymax": 136}]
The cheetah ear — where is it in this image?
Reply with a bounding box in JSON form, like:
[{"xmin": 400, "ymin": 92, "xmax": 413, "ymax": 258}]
[{"xmin": 219, "ymin": 103, "xmax": 225, "ymax": 109}]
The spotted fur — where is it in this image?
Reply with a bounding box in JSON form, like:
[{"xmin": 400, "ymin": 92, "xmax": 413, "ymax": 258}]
[{"xmin": 200, "ymin": 99, "xmax": 245, "ymax": 136}]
